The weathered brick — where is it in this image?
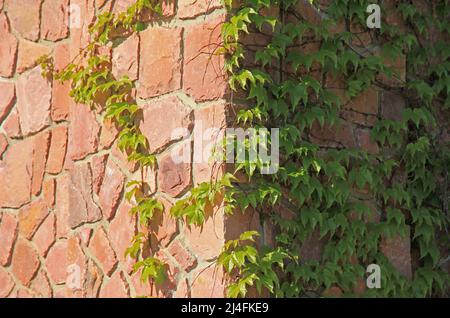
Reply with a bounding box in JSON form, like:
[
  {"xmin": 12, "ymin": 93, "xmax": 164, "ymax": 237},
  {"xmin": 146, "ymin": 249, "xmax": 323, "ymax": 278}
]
[
  {"xmin": 190, "ymin": 264, "xmax": 226, "ymax": 297},
  {"xmin": 16, "ymin": 40, "xmax": 52, "ymax": 74},
  {"xmin": 16, "ymin": 67, "xmax": 52, "ymax": 136},
  {"xmin": 112, "ymin": 33, "xmax": 139, "ymax": 80},
  {"xmin": 51, "ymin": 43, "xmax": 71, "ymax": 121},
  {"xmin": 33, "ymin": 213, "xmax": 56, "ymax": 257},
  {"xmin": 11, "ymin": 238, "xmax": 40, "ymax": 286},
  {"xmin": 150, "ymin": 196, "xmax": 178, "ymax": 248},
  {"xmin": 89, "ymin": 227, "xmax": 118, "ymax": 277},
  {"xmin": 99, "ymin": 270, "xmax": 129, "ymax": 298},
  {"xmin": 183, "ymin": 15, "xmax": 227, "ymax": 101},
  {"xmin": 66, "ymin": 162, "xmax": 102, "ymax": 228},
  {"xmin": 67, "ymin": 104, "xmax": 100, "ymax": 161},
  {"xmin": 46, "ymin": 126, "xmax": 68, "ymax": 174},
  {"xmin": 0, "ymin": 213, "xmax": 18, "ymax": 266},
  {"xmin": 167, "ymin": 239, "xmax": 197, "ymax": 272},
  {"xmin": 178, "ymin": 0, "xmax": 223, "ymax": 19},
  {"xmin": 138, "ymin": 27, "xmax": 182, "ymax": 98},
  {"xmin": 0, "ymin": 13, "xmax": 18, "ymax": 77},
  {"xmin": 0, "ymin": 267, "xmax": 15, "ymax": 297},
  {"xmin": 31, "ymin": 130, "xmax": 51, "ymax": 195},
  {"xmin": 41, "ymin": 0, "xmax": 69, "ymax": 41},
  {"xmin": 140, "ymin": 95, "xmax": 193, "ymax": 154},
  {"xmin": 90, "ymin": 154, "xmax": 108, "ymax": 194},
  {"xmin": 0, "ymin": 138, "xmax": 33, "ymax": 208},
  {"xmin": 18, "ymin": 200, "xmax": 50, "ymax": 240},
  {"xmin": 193, "ymin": 102, "xmax": 227, "ymax": 184},
  {"xmin": 6, "ymin": 0, "xmax": 41, "ymax": 40},
  {"xmin": 109, "ymin": 200, "xmax": 136, "ymax": 273},
  {"xmin": 158, "ymin": 140, "xmax": 192, "ymax": 197},
  {"xmin": 98, "ymin": 158, "xmax": 125, "ymax": 220},
  {"xmin": 0, "ymin": 82, "xmax": 15, "ymax": 124}
]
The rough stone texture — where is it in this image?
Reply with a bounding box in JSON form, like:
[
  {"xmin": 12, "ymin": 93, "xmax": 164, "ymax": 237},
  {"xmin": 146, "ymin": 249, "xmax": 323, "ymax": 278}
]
[
  {"xmin": 0, "ymin": 213, "xmax": 18, "ymax": 266},
  {"xmin": 158, "ymin": 140, "xmax": 192, "ymax": 197},
  {"xmin": 33, "ymin": 213, "xmax": 56, "ymax": 257},
  {"xmin": 98, "ymin": 159, "xmax": 125, "ymax": 220},
  {"xmin": 11, "ymin": 238, "xmax": 40, "ymax": 286},
  {"xmin": 67, "ymin": 104, "xmax": 101, "ymax": 161},
  {"xmin": 0, "ymin": 267, "xmax": 15, "ymax": 297},
  {"xmin": 183, "ymin": 14, "xmax": 227, "ymax": 101},
  {"xmin": 0, "ymin": 138, "xmax": 33, "ymax": 208},
  {"xmin": 178, "ymin": 0, "xmax": 223, "ymax": 19},
  {"xmin": 89, "ymin": 227, "xmax": 118, "ymax": 277},
  {"xmin": 112, "ymin": 33, "xmax": 139, "ymax": 80},
  {"xmin": 16, "ymin": 40, "xmax": 52, "ymax": 74},
  {"xmin": 0, "ymin": 133, "xmax": 7, "ymax": 157},
  {"xmin": 108, "ymin": 200, "xmax": 136, "ymax": 273},
  {"xmin": 18, "ymin": 200, "xmax": 50, "ymax": 240},
  {"xmin": 190, "ymin": 265, "xmax": 226, "ymax": 297},
  {"xmin": 150, "ymin": 196, "xmax": 178, "ymax": 247},
  {"xmin": 380, "ymin": 230, "xmax": 413, "ymax": 279},
  {"xmin": 138, "ymin": 27, "xmax": 182, "ymax": 98},
  {"xmin": 16, "ymin": 67, "xmax": 52, "ymax": 136},
  {"xmin": 67, "ymin": 162, "xmax": 102, "ymax": 228},
  {"xmin": 41, "ymin": 0, "xmax": 70, "ymax": 41},
  {"xmin": 0, "ymin": 82, "xmax": 15, "ymax": 124},
  {"xmin": 99, "ymin": 270, "xmax": 129, "ymax": 298},
  {"xmin": 30, "ymin": 269, "xmax": 53, "ymax": 297},
  {"xmin": 167, "ymin": 239, "xmax": 197, "ymax": 272},
  {"xmin": 6, "ymin": 0, "xmax": 41, "ymax": 41},
  {"xmin": 140, "ymin": 95, "xmax": 194, "ymax": 154},
  {"xmin": 0, "ymin": 13, "xmax": 18, "ymax": 77},
  {"xmin": 46, "ymin": 126, "xmax": 68, "ymax": 174},
  {"xmin": 90, "ymin": 154, "xmax": 108, "ymax": 194},
  {"xmin": 31, "ymin": 130, "xmax": 51, "ymax": 195},
  {"xmin": 2, "ymin": 108, "xmax": 22, "ymax": 138},
  {"xmin": 42, "ymin": 178, "xmax": 56, "ymax": 207},
  {"xmin": 51, "ymin": 43, "xmax": 71, "ymax": 121}
]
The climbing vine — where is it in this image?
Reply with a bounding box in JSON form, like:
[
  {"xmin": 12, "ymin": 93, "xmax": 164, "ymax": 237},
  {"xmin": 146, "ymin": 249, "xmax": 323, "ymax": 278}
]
[{"xmin": 39, "ymin": 0, "xmax": 449, "ymax": 298}]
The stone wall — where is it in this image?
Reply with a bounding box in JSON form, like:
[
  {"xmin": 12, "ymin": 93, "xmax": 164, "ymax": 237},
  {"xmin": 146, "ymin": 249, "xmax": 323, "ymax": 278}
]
[{"xmin": 0, "ymin": 0, "xmax": 230, "ymax": 298}]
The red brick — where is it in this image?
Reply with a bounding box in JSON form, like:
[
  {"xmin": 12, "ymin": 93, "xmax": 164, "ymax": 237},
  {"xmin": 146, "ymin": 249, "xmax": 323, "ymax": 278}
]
[
  {"xmin": 51, "ymin": 43, "xmax": 71, "ymax": 121},
  {"xmin": 138, "ymin": 27, "xmax": 182, "ymax": 98},
  {"xmin": 16, "ymin": 67, "xmax": 52, "ymax": 136},
  {"xmin": 6, "ymin": 0, "xmax": 41, "ymax": 41},
  {"xmin": 109, "ymin": 200, "xmax": 136, "ymax": 273},
  {"xmin": 99, "ymin": 270, "xmax": 129, "ymax": 298},
  {"xmin": 112, "ymin": 33, "xmax": 139, "ymax": 80},
  {"xmin": 41, "ymin": 0, "xmax": 69, "ymax": 41},
  {"xmin": 90, "ymin": 154, "xmax": 108, "ymax": 194},
  {"xmin": 167, "ymin": 239, "xmax": 197, "ymax": 272},
  {"xmin": 0, "ymin": 133, "xmax": 7, "ymax": 158},
  {"xmin": 11, "ymin": 238, "xmax": 40, "ymax": 286},
  {"xmin": 150, "ymin": 196, "xmax": 178, "ymax": 248},
  {"xmin": 66, "ymin": 162, "xmax": 102, "ymax": 228},
  {"xmin": 158, "ymin": 140, "xmax": 192, "ymax": 197},
  {"xmin": 0, "ymin": 213, "xmax": 18, "ymax": 266},
  {"xmin": 33, "ymin": 213, "xmax": 56, "ymax": 257},
  {"xmin": 193, "ymin": 102, "xmax": 227, "ymax": 184},
  {"xmin": 0, "ymin": 267, "xmax": 15, "ymax": 297},
  {"xmin": 16, "ymin": 40, "xmax": 52, "ymax": 74},
  {"xmin": 178, "ymin": 0, "xmax": 223, "ymax": 19},
  {"xmin": 67, "ymin": 104, "xmax": 100, "ymax": 161},
  {"xmin": 98, "ymin": 159, "xmax": 125, "ymax": 220},
  {"xmin": 30, "ymin": 269, "xmax": 53, "ymax": 297},
  {"xmin": 2, "ymin": 108, "xmax": 22, "ymax": 138},
  {"xmin": 185, "ymin": 204, "xmax": 224, "ymax": 260},
  {"xmin": 0, "ymin": 13, "xmax": 18, "ymax": 77},
  {"xmin": 46, "ymin": 126, "xmax": 68, "ymax": 174},
  {"xmin": 183, "ymin": 15, "xmax": 227, "ymax": 101},
  {"xmin": 89, "ymin": 227, "xmax": 118, "ymax": 277},
  {"xmin": 380, "ymin": 229, "xmax": 412, "ymax": 279},
  {"xmin": 140, "ymin": 95, "xmax": 193, "ymax": 154},
  {"xmin": 0, "ymin": 82, "xmax": 15, "ymax": 124},
  {"xmin": 0, "ymin": 138, "xmax": 34, "ymax": 208},
  {"xmin": 31, "ymin": 130, "xmax": 51, "ymax": 195},
  {"xmin": 190, "ymin": 264, "xmax": 226, "ymax": 297},
  {"xmin": 18, "ymin": 200, "xmax": 50, "ymax": 240}
]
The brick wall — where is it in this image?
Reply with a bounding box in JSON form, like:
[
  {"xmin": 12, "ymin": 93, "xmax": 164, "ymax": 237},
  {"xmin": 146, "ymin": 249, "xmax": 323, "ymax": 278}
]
[
  {"xmin": 0, "ymin": 0, "xmax": 414, "ymax": 298},
  {"xmin": 0, "ymin": 0, "xmax": 230, "ymax": 298}
]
